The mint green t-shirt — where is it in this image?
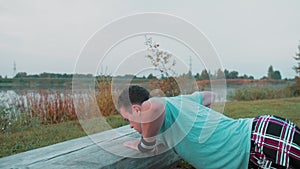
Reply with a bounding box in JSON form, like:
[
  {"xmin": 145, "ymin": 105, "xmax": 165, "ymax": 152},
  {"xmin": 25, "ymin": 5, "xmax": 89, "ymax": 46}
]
[{"xmin": 158, "ymin": 92, "xmax": 253, "ymax": 169}]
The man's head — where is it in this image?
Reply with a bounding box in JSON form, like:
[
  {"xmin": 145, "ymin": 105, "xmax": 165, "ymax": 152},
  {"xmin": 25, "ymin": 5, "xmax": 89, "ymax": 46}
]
[
  {"xmin": 117, "ymin": 85, "xmax": 150, "ymax": 111},
  {"xmin": 117, "ymin": 85, "xmax": 150, "ymax": 133}
]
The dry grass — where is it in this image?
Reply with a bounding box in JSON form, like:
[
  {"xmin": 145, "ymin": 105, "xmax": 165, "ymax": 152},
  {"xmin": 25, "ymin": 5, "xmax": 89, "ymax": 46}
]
[
  {"xmin": 23, "ymin": 90, "xmax": 77, "ymax": 124},
  {"xmin": 1, "ymin": 90, "xmax": 78, "ymax": 133},
  {"xmin": 95, "ymin": 76, "xmax": 118, "ymax": 116}
]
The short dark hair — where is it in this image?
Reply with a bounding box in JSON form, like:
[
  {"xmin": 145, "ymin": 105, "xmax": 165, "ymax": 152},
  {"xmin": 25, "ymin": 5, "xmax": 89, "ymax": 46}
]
[{"xmin": 117, "ymin": 85, "xmax": 150, "ymax": 111}]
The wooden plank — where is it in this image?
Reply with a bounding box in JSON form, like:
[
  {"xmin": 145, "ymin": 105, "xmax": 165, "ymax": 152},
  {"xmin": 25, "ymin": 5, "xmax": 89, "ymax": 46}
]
[{"xmin": 0, "ymin": 125, "xmax": 180, "ymax": 169}]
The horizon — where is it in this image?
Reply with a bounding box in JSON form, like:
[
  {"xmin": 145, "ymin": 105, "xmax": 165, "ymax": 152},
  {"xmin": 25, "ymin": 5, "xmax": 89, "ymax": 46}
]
[{"xmin": 4, "ymin": 67, "xmax": 297, "ymax": 80}]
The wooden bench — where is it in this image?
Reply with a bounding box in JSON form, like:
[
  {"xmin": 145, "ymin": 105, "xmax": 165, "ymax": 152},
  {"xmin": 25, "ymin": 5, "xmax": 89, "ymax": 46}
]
[{"xmin": 0, "ymin": 125, "xmax": 180, "ymax": 169}]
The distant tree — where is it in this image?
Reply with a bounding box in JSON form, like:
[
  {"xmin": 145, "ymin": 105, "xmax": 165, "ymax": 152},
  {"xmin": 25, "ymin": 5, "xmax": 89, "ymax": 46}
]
[
  {"xmin": 228, "ymin": 71, "xmax": 239, "ymax": 79},
  {"xmin": 268, "ymin": 65, "xmax": 274, "ymax": 79},
  {"xmin": 289, "ymin": 77, "xmax": 300, "ymax": 96},
  {"xmin": 134, "ymin": 75, "xmax": 145, "ymax": 79},
  {"xmin": 0, "ymin": 75, "xmax": 2, "ymax": 79},
  {"xmin": 40, "ymin": 72, "xmax": 50, "ymax": 78},
  {"xmin": 194, "ymin": 73, "xmax": 201, "ymax": 80},
  {"xmin": 240, "ymin": 74, "xmax": 248, "ymax": 79},
  {"xmin": 27, "ymin": 74, "xmax": 39, "ymax": 78},
  {"xmin": 14, "ymin": 72, "xmax": 27, "ymax": 78},
  {"xmin": 62, "ymin": 73, "xmax": 69, "ymax": 78},
  {"xmin": 293, "ymin": 42, "xmax": 300, "ymax": 76},
  {"xmin": 273, "ymin": 70, "xmax": 282, "ymax": 80},
  {"xmin": 267, "ymin": 65, "xmax": 282, "ymax": 79},
  {"xmin": 200, "ymin": 69, "xmax": 209, "ymax": 80},
  {"xmin": 216, "ymin": 68, "xmax": 224, "ymax": 79},
  {"xmin": 224, "ymin": 69, "xmax": 229, "ymax": 79},
  {"xmin": 260, "ymin": 76, "xmax": 268, "ymax": 80},
  {"xmin": 147, "ymin": 73, "xmax": 154, "ymax": 79}
]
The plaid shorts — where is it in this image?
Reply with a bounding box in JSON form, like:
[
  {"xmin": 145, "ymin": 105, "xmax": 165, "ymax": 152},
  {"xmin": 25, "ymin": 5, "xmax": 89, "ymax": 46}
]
[{"xmin": 249, "ymin": 115, "xmax": 300, "ymax": 169}]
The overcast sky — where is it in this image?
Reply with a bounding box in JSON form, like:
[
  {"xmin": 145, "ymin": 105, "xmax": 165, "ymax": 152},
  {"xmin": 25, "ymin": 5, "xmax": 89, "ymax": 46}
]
[{"xmin": 1, "ymin": 0, "xmax": 300, "ymax": 79}]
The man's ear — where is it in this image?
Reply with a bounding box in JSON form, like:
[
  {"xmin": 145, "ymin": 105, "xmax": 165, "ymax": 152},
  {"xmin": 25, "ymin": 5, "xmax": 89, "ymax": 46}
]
[{"xmin": 132, "ymin": 104, "xmax": 142, "ymax": 113}]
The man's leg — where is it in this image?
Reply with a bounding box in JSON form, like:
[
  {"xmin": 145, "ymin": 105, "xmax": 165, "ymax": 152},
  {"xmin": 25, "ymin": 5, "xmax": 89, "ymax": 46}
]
[{"xmin": 249, "ymin": 115, "xmax": 300, "ymax": 169}]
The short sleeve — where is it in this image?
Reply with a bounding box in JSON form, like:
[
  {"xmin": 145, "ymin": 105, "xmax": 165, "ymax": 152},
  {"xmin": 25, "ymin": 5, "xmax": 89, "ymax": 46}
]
[{"xmin": 189, "ymin": 91, "xmax": 203, "ymax": 105}]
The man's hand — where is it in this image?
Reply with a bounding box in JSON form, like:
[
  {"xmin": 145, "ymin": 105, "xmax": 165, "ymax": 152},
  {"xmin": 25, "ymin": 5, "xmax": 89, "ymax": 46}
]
[{"xmin": 123, "ymin": 140, "xmax": 139, "ymax": 151}]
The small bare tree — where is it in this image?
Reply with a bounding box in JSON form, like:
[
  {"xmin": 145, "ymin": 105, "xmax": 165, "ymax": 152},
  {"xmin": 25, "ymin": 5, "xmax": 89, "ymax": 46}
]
[
  {"xmin": 144, "ymin": 35, "xmax": 180, "ymax": 96},
  {"xmin": 144, "ymin": 36, "xmax": 176, "ymax": 77}
]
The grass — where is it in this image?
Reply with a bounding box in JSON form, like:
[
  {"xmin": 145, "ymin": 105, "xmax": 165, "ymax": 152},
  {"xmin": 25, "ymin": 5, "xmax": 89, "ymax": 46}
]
[
  {"xmin": 0, "ymin": 115, "xmax": 130, "ymax": 158},
  {"xmin": 0, "ymin": 120, "xmax": 85, "ymax": 158},
  {"xmin": 228, "ymin": 87, "xmax": 293, "ymax": 101},
  {"xmin": 0, "ymin": 97, "xmax": 299, "ymax": 164},
  {"xmin": 223, "ymin": 97, "xmax": 300, "ymax": 125}
]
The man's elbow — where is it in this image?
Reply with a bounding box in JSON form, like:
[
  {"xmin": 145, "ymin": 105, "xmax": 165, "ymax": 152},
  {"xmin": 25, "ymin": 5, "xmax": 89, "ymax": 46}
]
[{"xmin": 202, "ymin": 92, "xmax": 216, "ymax": 107}]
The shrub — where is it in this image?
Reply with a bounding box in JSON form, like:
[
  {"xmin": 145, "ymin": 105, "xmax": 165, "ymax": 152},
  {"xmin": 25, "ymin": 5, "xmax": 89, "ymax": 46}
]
[
  {"xmin": 289, "ymin": 77, "xmax": 300, "ymax": 96},
  {"xmin": 150, "ymin": 76, "xmax": 198, "ymax": 97},
  {"xmin": 150, "ymin": 77, "xmax": 180, "ymax": 97},
  {"xmin": 228, "ymin": 87, "xmax": 293, "ymax": 101}
]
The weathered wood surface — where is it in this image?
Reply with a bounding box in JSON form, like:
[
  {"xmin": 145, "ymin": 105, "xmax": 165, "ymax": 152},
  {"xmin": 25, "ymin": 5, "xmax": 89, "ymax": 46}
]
[{"xmin": 0, "ymin": 125, "xmax": 180, "ymax": 169}]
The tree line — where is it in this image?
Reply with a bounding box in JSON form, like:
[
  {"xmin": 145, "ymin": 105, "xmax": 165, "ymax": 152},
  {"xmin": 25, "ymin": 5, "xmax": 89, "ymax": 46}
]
[
  {"xmin": 144, "ymin": 65, "xmax": 281, "ymax": 80},
  {"xmin": 12, "ymin": 72, "xmax": 93, "ymax": 79},
  {"xmin": 0, "ymin": 65, "xmax": 286, "ymax": 80}
]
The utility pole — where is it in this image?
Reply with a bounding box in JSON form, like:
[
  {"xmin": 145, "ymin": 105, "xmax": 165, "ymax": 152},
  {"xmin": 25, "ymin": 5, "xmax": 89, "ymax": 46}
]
[
  {"xmin": 13, "ymin": 61, "xmax": 17, "ymax": 77},
  {"xmin": 188, "ymin": 56, "xmax": 192, "ymax": 78}
]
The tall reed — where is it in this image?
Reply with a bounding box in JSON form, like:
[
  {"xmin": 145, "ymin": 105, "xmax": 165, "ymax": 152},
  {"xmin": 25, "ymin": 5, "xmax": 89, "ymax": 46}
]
[
  {"xmin": 24, "ymin": 90, "xmax": 77, "ymax": 124},
  {"xmin": 95, "ymin": 76, "xmax": 118, "ymax": 116},
  {"xmin": 0, "ymin": 90, "xmax": 78, "ymax": 133}
]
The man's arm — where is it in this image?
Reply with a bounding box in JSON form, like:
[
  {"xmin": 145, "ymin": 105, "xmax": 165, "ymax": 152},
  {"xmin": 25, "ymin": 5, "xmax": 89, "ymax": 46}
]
[
  {"xmin": 140, "ymin": 98, "xmax": 165, "ymax": 140},
  {"xmin": 124, "ymin": 98, "xmax": 165, "ymax": 152}
]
